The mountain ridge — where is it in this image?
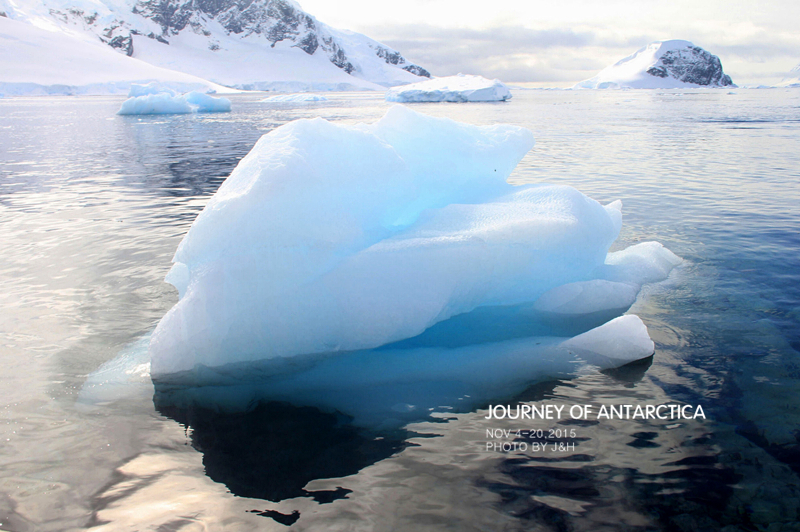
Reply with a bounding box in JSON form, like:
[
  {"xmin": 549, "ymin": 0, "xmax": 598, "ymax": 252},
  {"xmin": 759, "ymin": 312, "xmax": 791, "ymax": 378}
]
[{"xmin": 1, "ymin": 0, "xmax": 430, "ymax": 89}]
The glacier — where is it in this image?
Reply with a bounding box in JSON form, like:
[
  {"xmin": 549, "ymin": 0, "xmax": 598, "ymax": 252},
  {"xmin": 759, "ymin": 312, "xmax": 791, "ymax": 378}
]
[
  {"xmin": 147, "ymin": 105, "xmax": 681, "ymax": 426},
  {"xmin": 118, "ymin": 88, "xmax": 231, "ymax": 115},
  {"xmin": 386, "ymin": 74, "xmax": 512, "ymax": 102}
]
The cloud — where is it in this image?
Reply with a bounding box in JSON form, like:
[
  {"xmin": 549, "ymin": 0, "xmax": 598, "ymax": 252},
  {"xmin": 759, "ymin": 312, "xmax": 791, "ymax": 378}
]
[
  {"xmin": 364, "ymin": 22, "xmax": 800, "ymax": 85},
  {"xmin": 366, "ymin": 24, "xmax": 653, "ymax": 82}
]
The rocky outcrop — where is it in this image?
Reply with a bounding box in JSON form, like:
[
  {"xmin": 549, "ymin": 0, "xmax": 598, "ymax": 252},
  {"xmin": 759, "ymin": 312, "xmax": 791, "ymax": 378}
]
[
  {"xmin": 575, "ymin": 40, "xmax": 735, "ymax": 89},
  {"xmin": 645, "ymin": 45, "xmax": 732, "ymax": 86}
]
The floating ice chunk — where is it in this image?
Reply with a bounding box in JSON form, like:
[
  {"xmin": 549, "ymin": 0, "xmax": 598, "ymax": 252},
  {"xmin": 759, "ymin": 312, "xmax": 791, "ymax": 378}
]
[
  {"xmin": 386, "ymin": 74, "xmax": 511, "ymax": 102},
  {"xmin": 117, "ymin": 91, "xmax": 231, "ymax": 115},
  {"xmin": 149, "ymin": 105, "xmax": 679, "ymax": 388},
  {"xmin": 261, "ymin": 93, "xmax": 329, "ymax": 102},
  {"xmin": 128, "ymin": 82, "xmax": 176, "ymax": 97},
  {"xmin": 184, "ymin": 91, "xmax": 232, "ymax": 112},
  {"xmin": 600, "ymin": 242, "xmax": 683, "ymax": 285},
  {"xmin": 117, "ymin": 93, "xmax": 193, "ymax": 115},
  {"xmin": 563, "ymin": 315, "xmax": 654, "ymax": 367},
  {"xmin": 534, "ymin": 280, "xmax": 639, "ymax": 316}
]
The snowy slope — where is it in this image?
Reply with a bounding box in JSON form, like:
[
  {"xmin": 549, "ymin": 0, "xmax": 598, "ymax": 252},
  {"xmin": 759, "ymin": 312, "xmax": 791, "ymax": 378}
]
[
  {"xmin": 129, "ymin": 27, "xmax": 384, "ymax": 92},
  {"xmin": 778, "ymin": 64, "xmax": 800, "ymax": 88},
  {"xmin": 0, "ymin": 0, "xmax": 430, "ymax": 91},
  {"xmin": 575, "ymin": 40, "xmax": 735, "ymax": 89},
  {"xmin": 0, "ymin": 15, "xmax": 228, "ymax": 95}
]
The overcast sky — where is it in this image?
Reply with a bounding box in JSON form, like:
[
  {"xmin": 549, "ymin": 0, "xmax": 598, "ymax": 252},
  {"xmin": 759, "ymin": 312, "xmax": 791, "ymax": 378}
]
[{"xmin": 298, "ymin": 0, "xmax": 800, "ymax": 86}]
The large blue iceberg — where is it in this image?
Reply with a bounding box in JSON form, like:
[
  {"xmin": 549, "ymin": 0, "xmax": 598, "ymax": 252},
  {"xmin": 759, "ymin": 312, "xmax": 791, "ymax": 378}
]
[{"xmin": 147, "ymin": 106, "xmax": 680, "ymax": 426}]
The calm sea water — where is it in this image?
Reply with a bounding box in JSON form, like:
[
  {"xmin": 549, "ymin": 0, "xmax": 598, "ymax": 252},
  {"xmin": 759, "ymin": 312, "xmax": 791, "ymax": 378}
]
[{"xmin": 1, "ymin": 89, "xmax": 799, "ymax": 531}]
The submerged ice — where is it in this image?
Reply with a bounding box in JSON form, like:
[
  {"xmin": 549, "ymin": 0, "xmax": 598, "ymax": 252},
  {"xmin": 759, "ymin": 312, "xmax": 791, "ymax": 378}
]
[{"xmin": 147, "ymin": 105, "xmax": 680, "ymax": 424}]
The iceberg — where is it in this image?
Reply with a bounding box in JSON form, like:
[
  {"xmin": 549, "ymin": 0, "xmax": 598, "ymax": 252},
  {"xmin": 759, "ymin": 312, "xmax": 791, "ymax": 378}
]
[
  {"xmin": 183, "ymin": 91, "xmax": 232, "ymax": 113},
  {"xmin": 139, "ymin": 105, "xmax": 681, "ymax": 429},
  {"xmin": 117, "ymin": 90, "xmax": 232, "ymax": 115},
  {"xmin": 147, "ymin": 105, "xmax": 680, "ymax": 425},
  {"xmin": 385, "ymin": 74, "xmax": 511, "ymax": 102},
  {"xmin": 261, "ymin": 93, "xmax": 329, "ymax": 102},
  {"xmin": 117, "ymin": 92, "xmax": 194, "ymax": 115}
]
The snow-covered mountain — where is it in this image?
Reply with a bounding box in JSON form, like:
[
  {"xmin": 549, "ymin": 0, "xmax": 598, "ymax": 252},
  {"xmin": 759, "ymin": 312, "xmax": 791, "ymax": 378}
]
[
  {"xmin": 574, "ymin": 40, "xmax": 735, "ymax": 89},
  {"xmin": 0, "ymin": 0, "xmax": 430, "ymax": 91},
  {"xmin": 0, "ymin": 15, "xmax": 229, "ymax": 95},
  {"xmin": 778, "ymin": 64, "xmax": 800, "ymax": 88}
]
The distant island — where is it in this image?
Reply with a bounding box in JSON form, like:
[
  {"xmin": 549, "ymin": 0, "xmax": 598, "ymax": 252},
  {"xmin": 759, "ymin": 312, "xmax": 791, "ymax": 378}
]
[{"xmin": 574, "ymin": 40, "xmax": 735, "ymax": 89}]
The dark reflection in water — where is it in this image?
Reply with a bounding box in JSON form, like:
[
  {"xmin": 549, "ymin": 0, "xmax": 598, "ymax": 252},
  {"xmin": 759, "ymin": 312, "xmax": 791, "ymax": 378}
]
[
  {"xmin": 470, "ymin": 364, "xmax": 744, "ymax": 532},
  {"xmin": 485, "ymin": 444, "xmax": 742, "ymax": 532},
  {"xmin": 155, "ymin": 400, "xmax": 406, "ymax": 503},
  {"xmin": 601, "ymin": 354, "xmax": 653, "ymax": 384}
]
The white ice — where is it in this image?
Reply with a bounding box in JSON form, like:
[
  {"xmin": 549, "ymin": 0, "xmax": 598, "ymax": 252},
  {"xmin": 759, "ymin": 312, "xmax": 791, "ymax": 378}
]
[
  {"xmin": 184, "ymin": 91, "xmax": 232, "ymax": 112},
  {"xmin": 149, "ymin": 105, "xmax": 680, "ymax": 384},
  {"xmin": 385, "ymin": 74, "xmax": 512, "ymax": 102},
  {"xmin": 117, "ymin": 92, "xmax": 193, "ymax": 115}
]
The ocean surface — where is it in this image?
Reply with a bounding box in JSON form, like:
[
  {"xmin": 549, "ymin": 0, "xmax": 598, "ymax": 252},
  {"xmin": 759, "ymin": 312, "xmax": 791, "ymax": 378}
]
[{"xmin": 1, "ymin": 89, "xmax": 799, "ymax": 531}]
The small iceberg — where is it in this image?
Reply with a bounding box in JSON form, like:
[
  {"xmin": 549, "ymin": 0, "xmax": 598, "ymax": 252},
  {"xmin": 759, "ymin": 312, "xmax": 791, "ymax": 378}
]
[
  {"xmin": 261, "ymin": 93, "xmax": 329, "ymax": 102},
  {"xmin": 118, "ymin": 86, "xmax": 231, "ymax": 115},
  {"xmin": 144, "ymin": 105, "xmax": 680, "ymax": 427},
  {"xmin": 385, "ymin": 74, "xmax": 512, "ymax": 102}
]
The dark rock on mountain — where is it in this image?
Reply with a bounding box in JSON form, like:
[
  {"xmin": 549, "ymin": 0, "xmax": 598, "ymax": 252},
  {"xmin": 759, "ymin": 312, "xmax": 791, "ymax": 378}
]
[{"xmin": 647, "ymin": 45, "xmax": 733, "ymax": 86}]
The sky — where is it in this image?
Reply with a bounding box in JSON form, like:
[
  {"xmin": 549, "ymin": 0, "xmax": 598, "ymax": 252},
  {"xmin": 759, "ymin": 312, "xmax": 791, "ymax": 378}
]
[{"xmin": 298, "ymin": 0, "xmax": 800, "ymax": 87}]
